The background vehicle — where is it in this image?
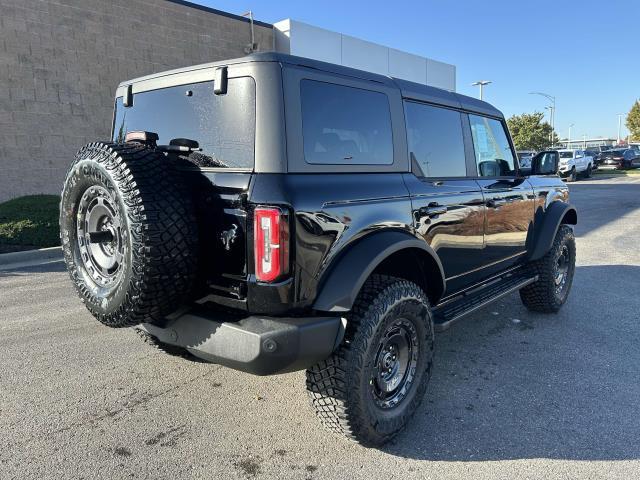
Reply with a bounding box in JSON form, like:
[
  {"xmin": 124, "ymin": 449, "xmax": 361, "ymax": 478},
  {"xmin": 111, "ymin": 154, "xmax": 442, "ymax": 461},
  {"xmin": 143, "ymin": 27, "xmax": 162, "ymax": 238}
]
[
  {"xmin": 592, "ymin": 145, "xmax": 612, "ymax": 153},
  {"xmin": 584, "ymin": 149, "xmax": 599, "ymax": 169},
  {"xmin": 597, "ymin": 148, "xmax": 640, "ymax": 169},
  {"xmin": 557, "ymin": 149, "xmax": 593, "ymax": 181},
  {"xmin": 59, "ymin": 52, "xmax": 577, "ymax": 446}
]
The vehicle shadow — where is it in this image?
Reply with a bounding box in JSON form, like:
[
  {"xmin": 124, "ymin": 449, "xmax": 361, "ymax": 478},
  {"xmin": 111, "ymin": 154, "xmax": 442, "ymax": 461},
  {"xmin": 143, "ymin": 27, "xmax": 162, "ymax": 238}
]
[
  {"xmin": 0, "ymin": 261, "xmax": 66, "ymax": 277},
  {"xmin": 383, "ymin": 264, "xmax": 640, "ymax": 461}
]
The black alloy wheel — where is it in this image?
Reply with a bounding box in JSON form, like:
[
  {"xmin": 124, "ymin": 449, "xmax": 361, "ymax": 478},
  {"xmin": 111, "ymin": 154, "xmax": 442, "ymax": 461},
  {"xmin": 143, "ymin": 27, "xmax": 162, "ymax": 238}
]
[{"xmin": 371, "ymin": 318, "xmax": 419, "ymax": 410}]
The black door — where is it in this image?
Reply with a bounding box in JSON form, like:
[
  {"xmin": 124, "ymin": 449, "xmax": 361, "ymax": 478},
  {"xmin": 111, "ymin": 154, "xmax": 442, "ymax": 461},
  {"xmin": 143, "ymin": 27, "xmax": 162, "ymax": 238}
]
[
  {"xmin": 404, "ymin": 175, "xmax": 486, "ymax": 279},
  {"xmin": 467, "ymin": 114, "xmax": 535, "ymax": 269},
  {"xmin": 403, "ymin": 101, "xmax": 486, "ymax": 291}
]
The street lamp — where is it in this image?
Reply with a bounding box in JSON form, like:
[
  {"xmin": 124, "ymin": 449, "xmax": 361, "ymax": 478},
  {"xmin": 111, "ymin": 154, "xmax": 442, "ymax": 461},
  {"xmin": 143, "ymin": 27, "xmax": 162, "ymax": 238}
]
[
  {"xmin": 567, "ymin": 123, "xmax": 575, "ymax": 149},
  {"xmin": 530, "ymin": 92, "xmax": 556, "ymax": 134},
  {"xmin": 471, "ymin": 81, "xmax": 492, "ymax": 100},
  {"xmin": 617, "ymin": 114, "xmax": 624, "ymax": 144},
  {"xmin": 545, "ymin": 106, "xmax": 555, "ymax": 143}
]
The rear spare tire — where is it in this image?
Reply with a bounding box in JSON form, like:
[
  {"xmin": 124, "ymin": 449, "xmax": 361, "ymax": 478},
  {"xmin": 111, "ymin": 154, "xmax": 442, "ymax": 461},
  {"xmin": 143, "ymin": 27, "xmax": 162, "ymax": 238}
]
[{"xmin": 60, "ymin": 142, "xmax": 198, "ymax": 328}]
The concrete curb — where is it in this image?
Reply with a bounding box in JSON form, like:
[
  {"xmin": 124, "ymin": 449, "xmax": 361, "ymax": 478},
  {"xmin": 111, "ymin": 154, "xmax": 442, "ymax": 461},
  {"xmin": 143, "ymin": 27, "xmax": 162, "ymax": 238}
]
[{"xmin": 0, "ymin": 246, "xmax": 63, "ymax": 270}]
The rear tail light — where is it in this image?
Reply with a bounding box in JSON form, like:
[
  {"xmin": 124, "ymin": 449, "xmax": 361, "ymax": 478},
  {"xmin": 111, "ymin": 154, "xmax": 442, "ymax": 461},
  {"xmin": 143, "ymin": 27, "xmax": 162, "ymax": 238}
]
[{"xmin": 254, "ymin": 207, "xmax": 289, "ymax": 282}]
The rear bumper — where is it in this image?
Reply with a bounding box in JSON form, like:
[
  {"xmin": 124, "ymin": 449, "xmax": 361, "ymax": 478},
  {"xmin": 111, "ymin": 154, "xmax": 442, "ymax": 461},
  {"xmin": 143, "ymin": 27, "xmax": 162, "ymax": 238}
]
[
  {"xmin": 140, "ymin": 311, "xmax": 345, "ymax": 376},
  {"xmin": 600, "ymin": 162, "xmax": 623, "ymax": 168}
]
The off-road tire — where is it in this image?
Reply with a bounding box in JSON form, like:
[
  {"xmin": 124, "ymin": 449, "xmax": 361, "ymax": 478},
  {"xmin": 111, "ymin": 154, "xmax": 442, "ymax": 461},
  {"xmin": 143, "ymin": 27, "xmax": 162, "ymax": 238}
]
[
  {"xmin": 520, "ymin": 225, "xmax": 575, "ymax": 313},
  {"xmin": 584, "ymin": 164, "xmax": 592, "ymax": 178},
  {"xmin": 60, "ymin": 142, "xmax": 198, "ymax": 328},
  {"xmin": 306, "ymin": 275, "xmax": 435, "ymax": 446},
  {"xmin": 566, "ymin": 167, "xmax": 577, "ymax": 182}
]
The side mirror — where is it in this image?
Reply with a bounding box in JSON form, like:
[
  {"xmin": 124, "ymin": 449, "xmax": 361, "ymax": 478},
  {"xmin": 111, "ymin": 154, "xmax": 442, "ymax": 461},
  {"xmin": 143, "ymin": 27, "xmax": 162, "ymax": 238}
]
[{"xmin": 531, "ymin": 152, "xmax": 559, "ymax": 175}]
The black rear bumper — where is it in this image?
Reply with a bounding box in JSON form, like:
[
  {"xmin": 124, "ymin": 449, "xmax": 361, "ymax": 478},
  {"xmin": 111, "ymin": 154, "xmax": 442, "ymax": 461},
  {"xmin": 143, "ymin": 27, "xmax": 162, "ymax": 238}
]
[{"xmin": 139, "ymin": 311, "xmax": 345, "ymax": 376}]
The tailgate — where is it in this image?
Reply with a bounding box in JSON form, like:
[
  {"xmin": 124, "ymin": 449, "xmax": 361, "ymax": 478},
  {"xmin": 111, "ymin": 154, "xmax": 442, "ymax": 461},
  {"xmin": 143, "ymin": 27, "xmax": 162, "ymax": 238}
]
[{"xmin": 187, "ymin": 170, "xmax": 252, "ymax": 302}]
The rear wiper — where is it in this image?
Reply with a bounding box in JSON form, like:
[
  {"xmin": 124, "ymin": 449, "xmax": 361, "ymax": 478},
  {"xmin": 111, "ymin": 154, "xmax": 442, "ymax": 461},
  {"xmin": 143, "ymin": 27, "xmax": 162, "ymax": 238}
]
[{"xmin": 157, "ymin": 138, "xmax": 202, "ymax": 153}]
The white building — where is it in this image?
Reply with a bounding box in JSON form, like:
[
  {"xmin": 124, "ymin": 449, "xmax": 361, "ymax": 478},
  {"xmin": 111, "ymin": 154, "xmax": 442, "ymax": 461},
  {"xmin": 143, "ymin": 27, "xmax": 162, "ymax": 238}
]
[
  {"xmin": 273, "ymin": 19, "xmax": 456, "ymax": 91},
  {"xmin": 560, "ymin": 138, "xmax": 617, "ymax": 149}
]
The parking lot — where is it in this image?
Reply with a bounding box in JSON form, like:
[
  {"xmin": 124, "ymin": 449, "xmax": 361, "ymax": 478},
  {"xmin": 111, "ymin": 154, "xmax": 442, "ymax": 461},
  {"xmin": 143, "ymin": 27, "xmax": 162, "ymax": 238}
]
[{"xmin": 1, "ymin": 175, "xmax": 639, "ymax": 480}]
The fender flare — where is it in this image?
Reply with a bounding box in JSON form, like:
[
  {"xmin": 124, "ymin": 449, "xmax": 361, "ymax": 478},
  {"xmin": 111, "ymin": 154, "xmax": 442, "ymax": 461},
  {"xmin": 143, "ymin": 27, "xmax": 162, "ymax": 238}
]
[
  {"xmin": 528, "ymin": 202, "xmax": 577, "ymax": 261},
  {"xmin": 312, "ymin": 230, "xmax": 445, "ymax": 312}
]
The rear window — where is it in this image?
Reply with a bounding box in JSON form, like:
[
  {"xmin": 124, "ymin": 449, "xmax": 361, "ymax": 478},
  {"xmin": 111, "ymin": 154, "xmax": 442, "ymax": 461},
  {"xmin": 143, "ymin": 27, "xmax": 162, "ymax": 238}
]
[
  {"xmin": 404, "ymin": 101, "xmax": 466, "ymax": 177},
  {"xmin": 112, "ymin": 77, "xmax": 255, "ymax": 169},
  {"xmin": 300, "ymin": 80, "xmax": 393, "ymax": 165}
]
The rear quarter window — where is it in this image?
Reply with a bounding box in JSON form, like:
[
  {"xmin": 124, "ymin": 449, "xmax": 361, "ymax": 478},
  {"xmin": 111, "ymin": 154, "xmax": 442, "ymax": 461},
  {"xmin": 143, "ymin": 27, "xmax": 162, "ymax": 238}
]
[
  {"xmin": 404, "ymin": 101, "xmax": 466, "ymax": 177},
  {"xmin": 300, "ymin": 80, "xmax": 393, "ymax": 165},
  {"xmin": 112, "ymin": 77, "xmax": 255, "ymax": 169}
]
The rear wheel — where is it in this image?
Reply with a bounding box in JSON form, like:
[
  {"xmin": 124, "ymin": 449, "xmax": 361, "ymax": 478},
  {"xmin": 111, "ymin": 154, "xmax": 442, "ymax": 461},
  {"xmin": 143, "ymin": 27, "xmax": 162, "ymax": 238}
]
[
  {"xmin": 520, "ymin": 225, "xmax": 576, "ymax": 313},
  {"xmin": 584, "ymin": 164, "xmax": 592, "ymax": 178},
  {"xmin": 60, "ymin": 142, "xmax": 198, "ymax": 328},
  {"xmin": 306, "ymin": 275, "xmax": 434, "ymax": 446}
]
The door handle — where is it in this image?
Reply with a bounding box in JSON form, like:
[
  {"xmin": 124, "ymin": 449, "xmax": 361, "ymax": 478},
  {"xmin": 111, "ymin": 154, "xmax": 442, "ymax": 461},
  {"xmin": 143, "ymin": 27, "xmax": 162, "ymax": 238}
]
[
  {"xmin": 487, "ymin": 198, "xmax": 507, "ymax": 208},
  {"xmin": 419, "ymin": 204, "xmax": 448, "ymax": 217}
]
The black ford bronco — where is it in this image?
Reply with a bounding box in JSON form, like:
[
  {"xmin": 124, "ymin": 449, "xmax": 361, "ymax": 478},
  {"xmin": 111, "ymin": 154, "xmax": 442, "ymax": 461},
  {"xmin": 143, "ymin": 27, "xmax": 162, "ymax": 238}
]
[{"xmin": 60, "ymin": 53, "xmax": 577, "ymax": 446}]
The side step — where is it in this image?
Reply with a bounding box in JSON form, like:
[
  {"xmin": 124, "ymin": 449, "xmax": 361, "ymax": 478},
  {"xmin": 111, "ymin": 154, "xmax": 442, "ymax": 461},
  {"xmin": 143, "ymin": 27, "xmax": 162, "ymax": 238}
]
[{"xmin": 433, "ymin": 273, "xmax": 538, "ymax": 332}]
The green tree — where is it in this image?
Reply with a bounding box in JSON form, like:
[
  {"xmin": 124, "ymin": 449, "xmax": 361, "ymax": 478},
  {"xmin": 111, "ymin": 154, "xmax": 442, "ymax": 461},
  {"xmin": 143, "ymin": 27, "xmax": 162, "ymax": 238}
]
[
  {"xmin": 626, "ymin": 100, "xmax": 640, "ymax": 143},
  {"xmin": 507, "ymin": 112, "xmax": 557, "ymax": 151}
]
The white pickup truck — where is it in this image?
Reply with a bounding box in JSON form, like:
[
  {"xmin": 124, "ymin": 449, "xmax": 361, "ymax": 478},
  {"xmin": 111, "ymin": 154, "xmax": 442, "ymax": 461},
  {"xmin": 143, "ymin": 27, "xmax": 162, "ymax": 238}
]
[{"xmin": 558, "ymin": 149, "xmax": 594, "ymax": 181}]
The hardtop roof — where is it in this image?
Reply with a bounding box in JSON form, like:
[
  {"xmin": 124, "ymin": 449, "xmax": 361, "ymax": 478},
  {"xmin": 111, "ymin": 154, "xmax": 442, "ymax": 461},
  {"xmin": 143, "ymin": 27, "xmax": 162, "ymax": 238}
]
[{"xmin": 120, "ymin": 52, "xmax": 503, "ymax": 118}]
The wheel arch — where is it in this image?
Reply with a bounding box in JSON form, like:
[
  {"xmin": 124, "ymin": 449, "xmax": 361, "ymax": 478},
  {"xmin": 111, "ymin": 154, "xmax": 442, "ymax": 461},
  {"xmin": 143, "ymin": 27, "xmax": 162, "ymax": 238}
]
[
  {"xmin": 312, "ymin": 230, "xmax": 445, "ymax": 312},
  {"xmin": 528, "ymin": 201, "xmax": 577, "ymax": 261}
]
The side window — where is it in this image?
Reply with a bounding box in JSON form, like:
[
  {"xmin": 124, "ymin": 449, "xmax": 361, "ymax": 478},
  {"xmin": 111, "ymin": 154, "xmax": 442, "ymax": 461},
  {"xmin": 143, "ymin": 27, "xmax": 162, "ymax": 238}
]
[
  {"xmin": 300, "ymin": 80, "xmax": 393, "ymax": 165},
  {"xmin": 469, "ymin": 114, "xmax": 516, "ymax": 177},
  {"xmin": 404, "ymin": 101, "xmax": 466, "ymax": 177}
]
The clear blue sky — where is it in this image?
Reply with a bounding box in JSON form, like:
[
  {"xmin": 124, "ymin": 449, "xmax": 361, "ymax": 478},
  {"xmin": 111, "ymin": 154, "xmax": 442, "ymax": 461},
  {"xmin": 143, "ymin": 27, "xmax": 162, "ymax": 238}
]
[{"xmin": 198, "ymin": 0, "xmax": 639, "ymax": 140}]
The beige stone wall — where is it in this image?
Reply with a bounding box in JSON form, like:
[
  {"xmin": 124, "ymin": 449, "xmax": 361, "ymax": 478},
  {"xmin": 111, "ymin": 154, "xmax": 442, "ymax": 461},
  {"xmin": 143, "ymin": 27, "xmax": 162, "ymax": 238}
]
[{"xmin": 0, "ymin": 0, "xmax": 273, "ymax": 201}]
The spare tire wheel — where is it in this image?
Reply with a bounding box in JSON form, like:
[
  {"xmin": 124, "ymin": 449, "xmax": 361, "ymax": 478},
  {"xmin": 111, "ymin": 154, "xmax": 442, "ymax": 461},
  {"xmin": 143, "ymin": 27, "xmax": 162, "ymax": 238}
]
[{"xmin": 60, "ymin": 142, "xmax": 198, "ymax": 328}]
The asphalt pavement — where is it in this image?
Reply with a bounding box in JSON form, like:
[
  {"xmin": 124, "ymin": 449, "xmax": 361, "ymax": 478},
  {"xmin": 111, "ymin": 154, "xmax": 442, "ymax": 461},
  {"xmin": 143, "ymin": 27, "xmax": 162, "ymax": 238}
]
[{"xmin": 1, "ymin": 175, "xmax": 639, "ymax": 479}]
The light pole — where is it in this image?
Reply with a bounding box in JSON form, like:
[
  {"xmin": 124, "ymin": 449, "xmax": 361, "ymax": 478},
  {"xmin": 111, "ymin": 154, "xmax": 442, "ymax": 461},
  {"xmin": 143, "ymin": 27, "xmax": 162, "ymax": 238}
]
[
  {"xmin": 567, "ymin": 123, "xmax": 574, "ymax": 149},
  {"xmin": 545, "ymin": 106, "xmax": 555, "ymax": 143},
  {"xmin": 471, "ymin": 81, "xmax": 492, "ymax": 100},
  {"xmin": 617, "ymin": 114, "xmax": 623, "ymax": 144},
  {"xmin": 530, "ymin": 92, "xmax": 556, "ymax": 134}
]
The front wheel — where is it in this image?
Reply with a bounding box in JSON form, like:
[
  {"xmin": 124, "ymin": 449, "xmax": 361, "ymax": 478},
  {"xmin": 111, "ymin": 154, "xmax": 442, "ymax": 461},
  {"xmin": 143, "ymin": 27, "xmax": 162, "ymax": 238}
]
[
  {"xmin": 306, "ymin": 275, "xmax": 434, "ymax": 446},
  {"xmin": 520, "ymin": 225, "xmax": 576, "ymax": 313},
  {"xmin": 566, "ymin": 167, "xmax": 577, "ymax": 182}
]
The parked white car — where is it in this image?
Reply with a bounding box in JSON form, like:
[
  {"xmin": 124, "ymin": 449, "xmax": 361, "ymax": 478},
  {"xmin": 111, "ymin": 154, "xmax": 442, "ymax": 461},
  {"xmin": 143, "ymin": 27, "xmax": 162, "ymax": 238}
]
[{"xmin": 558, "ymin": 149, "xmax": 593, "ymax": 181}]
